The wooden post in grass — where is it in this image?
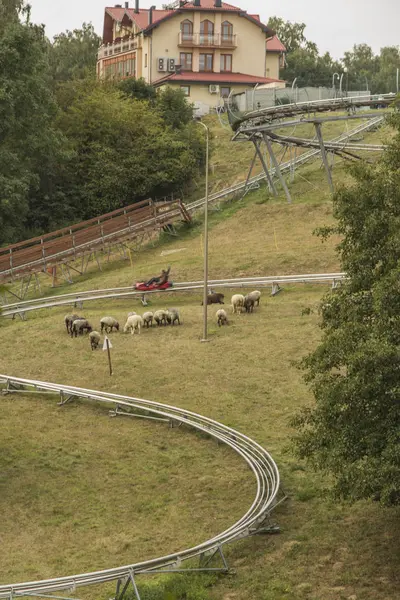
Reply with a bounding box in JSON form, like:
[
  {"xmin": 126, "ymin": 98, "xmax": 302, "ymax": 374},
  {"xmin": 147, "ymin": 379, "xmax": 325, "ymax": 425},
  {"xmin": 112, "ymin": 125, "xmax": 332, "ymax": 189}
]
[{"xmin": 103, "ymin": 335, "xmax": 113, "ymax": 376}]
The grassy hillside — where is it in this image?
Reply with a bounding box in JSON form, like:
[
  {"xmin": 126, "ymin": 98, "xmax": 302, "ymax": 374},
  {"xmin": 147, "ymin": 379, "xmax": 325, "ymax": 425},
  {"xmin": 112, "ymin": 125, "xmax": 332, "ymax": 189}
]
[{"xmin": 0, "ymin": 121, "xmax": 399, "ymax": 600}]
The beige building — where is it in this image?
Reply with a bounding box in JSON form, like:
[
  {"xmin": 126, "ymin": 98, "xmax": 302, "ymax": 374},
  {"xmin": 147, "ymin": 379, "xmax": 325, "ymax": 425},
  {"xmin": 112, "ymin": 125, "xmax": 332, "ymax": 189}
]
[{"xmin": 97, "ymin": 0, "xmax": 286, "ymax": 111}]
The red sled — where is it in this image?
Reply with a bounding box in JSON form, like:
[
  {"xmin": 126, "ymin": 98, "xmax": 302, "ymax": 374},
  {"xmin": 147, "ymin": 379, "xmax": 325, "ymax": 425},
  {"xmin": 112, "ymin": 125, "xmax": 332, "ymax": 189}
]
[{"xmin": 135, "ymin": 281, "xmax": 173, "ymax": 292}]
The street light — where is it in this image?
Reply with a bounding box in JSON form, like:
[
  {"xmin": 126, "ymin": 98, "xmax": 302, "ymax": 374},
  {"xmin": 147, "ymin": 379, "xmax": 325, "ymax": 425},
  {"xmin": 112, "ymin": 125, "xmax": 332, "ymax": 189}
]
[
  {"xmin": 195, "ymin": 118, "xmax": 210, "ymax": 342},
  {"xmin": 339, "ymin": 67, "xmax": 348, "ymax": 96},
  {"xmin": 332, "ymin": 72, "xmax": 340, "ymax": 91}
]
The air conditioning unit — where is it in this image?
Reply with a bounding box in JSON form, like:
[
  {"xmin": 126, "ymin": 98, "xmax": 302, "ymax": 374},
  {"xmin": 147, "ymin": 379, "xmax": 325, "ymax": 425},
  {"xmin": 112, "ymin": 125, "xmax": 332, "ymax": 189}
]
[
  {"xmin": 209, "ymin": 84, "xmax": 219, "ymax": 94},
  {"xmin": 157, "ymin": 57, "xmax": 167, "ymax": 72},
  {"xmin": 167, "ymin": 58, "xmax": 176, "ymax": 72}
]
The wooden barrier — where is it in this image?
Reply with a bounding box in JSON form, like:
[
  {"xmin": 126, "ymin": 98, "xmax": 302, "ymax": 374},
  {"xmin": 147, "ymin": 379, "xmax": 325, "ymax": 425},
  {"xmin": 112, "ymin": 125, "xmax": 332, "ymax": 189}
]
[{"xmin": 0, "ymin": 199, "xmax": 190, "ymax": 283}]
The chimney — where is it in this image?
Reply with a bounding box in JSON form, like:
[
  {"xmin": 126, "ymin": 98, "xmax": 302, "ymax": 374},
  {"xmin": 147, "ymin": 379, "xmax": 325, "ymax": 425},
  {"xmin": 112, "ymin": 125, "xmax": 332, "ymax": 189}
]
[
  {"xmin": 149, "ymin": 4, "xmax": 156, "ymax": 24},
  {"xmin": 214, "ymin": 0, "xmax": 222, "ymax": 6},
  {"xmin": 194, "ymin": 0, "xmax": 200, "ymax": 6},
  {"xmin": 125, "ymin": 1, "xmax": 129, "ymax": 7},
  {"xmin": 134, "ymin": 0, "xmax": 139, "ymax": 13}
]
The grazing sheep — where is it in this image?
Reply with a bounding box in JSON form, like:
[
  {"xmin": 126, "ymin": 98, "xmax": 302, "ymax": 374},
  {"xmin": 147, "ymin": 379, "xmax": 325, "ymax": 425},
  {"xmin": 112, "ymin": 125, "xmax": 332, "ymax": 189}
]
[
  {"xmin": 154, "ymin": 310, "xmax": 168, "ymax": 326},
  {"xmin": 123, "ymin": 314, "xmax": 144, "ymax": 335},
  {"xmin": 166, "ymin": 308, "xmax": 180, "ymax": 326},
  {"xmin": 127, "ymin": 311, "xmax": 137, "ymax": 317},
  {"xmin": 216, "ymin": 309, "xmax": 228, "ymax": 326},
  {"xmin": 231, "ymin": 294, "xmax": 245, "ymax": 314},
  {"xmin": 246, "ymin": 290, "xmax": 261, "ymax": 306},
  {"xmin": 142, "ymin": 311, "xmax": 154, "ymax": 328},
  {"xmin": 100, "ymin": 316, "xmax": 120, "ymax": 334},
  {"xmin": 201, "ymin": 292, "xmax": 224, "ymax": 306},
  {"xmin": 243, "ymin": 296, "xmax": 255, "ymax": 313},
  {"xmin": 71, "ymin": 319, "xmax": 93, "ymax": 338},
  {"xmin": 89, "ymin": 331, "xmax": 101, "ymax": 350},
  {"xmin": 64, "ymin": 314, "xmax": 82, "ymax": 334}
]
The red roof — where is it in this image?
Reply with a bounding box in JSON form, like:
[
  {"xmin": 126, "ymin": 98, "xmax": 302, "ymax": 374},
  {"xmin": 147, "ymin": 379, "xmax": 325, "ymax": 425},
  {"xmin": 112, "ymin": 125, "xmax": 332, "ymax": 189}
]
[
  {"xmin": 104, "ymin": 2, "xmax": 273, "ymax": 38},
  {"xmin": 266, "ymin": 35, "xmax": 286, "ymax": 52},
  {"xmin": 153, "ymin": 71, "xmax": 284, "ymax": 86}
]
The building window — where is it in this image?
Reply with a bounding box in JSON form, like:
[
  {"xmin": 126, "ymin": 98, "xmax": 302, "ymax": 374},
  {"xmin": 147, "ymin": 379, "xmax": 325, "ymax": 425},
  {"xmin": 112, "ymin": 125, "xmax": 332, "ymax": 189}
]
[
  {"xmin": 220, "ymin": 54, "xmax": 232, "ymax": 72},
  {"xmin": 221, "ymin": 86, "xmax": 231, "ymax": 98},
  {"xmin": 221, "ymin": 21, "xmax": 233, "ymax": 43},
  {"xmin": 199, "ymin": 53, "xmax": 213, "ymax": 72},
  {"xmin": 200, "ymin": 19, "xmax": 214, "ymax": 45},
  {"xmin": 145, "ymin": 53, "xmax": 148, "ymax": 68},
  {"xmin": 181, "ymin": 19, "xmax": 193, "ymax": 42},
  {"xmin": 180, "ymin": 85, "xmax": 190, "ymax": 97},
  {"xmin": 180, "ymin": 52, "xmax": 192, "ymax": 71}
]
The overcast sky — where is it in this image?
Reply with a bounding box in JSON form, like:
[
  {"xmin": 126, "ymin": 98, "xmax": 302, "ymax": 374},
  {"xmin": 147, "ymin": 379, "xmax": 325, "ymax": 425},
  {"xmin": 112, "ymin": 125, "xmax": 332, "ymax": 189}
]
[{"xmin": 29, "ymin": 0, "xmax": 399, "ymax": 59}]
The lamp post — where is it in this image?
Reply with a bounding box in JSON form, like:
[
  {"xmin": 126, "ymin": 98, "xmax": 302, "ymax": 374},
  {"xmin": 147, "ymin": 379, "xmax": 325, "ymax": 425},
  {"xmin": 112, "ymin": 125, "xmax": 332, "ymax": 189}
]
[
  {"xmin": 332, "ymin": 72, "xmax": 340, "ymax": 92},
  {"xmin": 195, "ymin": 118, "xmax": 210, "ymax": 342}
]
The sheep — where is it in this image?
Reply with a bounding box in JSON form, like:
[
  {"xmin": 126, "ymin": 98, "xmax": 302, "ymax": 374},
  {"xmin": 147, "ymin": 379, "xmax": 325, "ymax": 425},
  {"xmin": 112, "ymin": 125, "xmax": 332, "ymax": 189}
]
[
  {"xmin": 231, "ymin": 294, "xmax": 245, "ymax": 314},
  {"xmin": 127, "ymin": 311, "xmax": 137, "ymax": 317},
  {"xmin": 89, "ymin": 331, "xmax": 101, "ymax": 350},
  {"xmin": 243, "ymin": 296, "xmax": 255, "ymax": 313},
  {"xmin": 153, "ymin": 310, "xmax": 169, "ymax": 326},
  {"xmin": 246, "ymin": 290, "xmax": 261, "ymax": 306},
  {"xmin": 166, "ymin": 308, "xmax": 180, "ymax": 326},
  {"xmin": 64, "ymin": 314, "xmax": 82, "ymax": 334},
  {"xmin": 201, "ymin": 292, "xmax": 224, "ymax": 306},
  {"xmin": 142, "ymin": 311, "xmax": 154, "ymax": 328},
  {"xmin": 100, "ymin": 316, "xmax": 120, "ymax": 334},
  {"xmin": 71, "ymin": 319, "xmax": 93, "ymax": 338},
  {"xmin": 123, "ymin": 314, "xmax": 144, "ymax": 335},
  {"xmin": 216, "ymin": 308, "xmax": 228, "ymax": 326}
]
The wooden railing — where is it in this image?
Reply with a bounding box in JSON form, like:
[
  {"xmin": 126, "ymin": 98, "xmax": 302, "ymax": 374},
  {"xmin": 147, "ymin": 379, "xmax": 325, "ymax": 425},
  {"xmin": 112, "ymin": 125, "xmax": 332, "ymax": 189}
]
[{"xmin": 0, "ymin": 199, "xmax": 190, "ymax": 281}]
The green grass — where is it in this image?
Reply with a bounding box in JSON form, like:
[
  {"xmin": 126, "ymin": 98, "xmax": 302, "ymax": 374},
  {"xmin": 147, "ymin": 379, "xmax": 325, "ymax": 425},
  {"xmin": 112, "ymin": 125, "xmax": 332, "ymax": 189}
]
[{"xmin": 0, "ymin": 119, "xmax": 399, "ymax": 600}]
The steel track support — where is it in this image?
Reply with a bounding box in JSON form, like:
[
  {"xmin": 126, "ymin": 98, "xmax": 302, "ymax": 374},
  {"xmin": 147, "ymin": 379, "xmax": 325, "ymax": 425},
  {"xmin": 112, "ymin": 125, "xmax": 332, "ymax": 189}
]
[
  {"xmin": 314, "ymin": 122, "xmax": 334, "ymax": 193},
  {"xmin": 241, "ymin": 145, "xmax": 258, "ymax": 199},
  {"xmin": 262, "ymin": 135, "xmax": 292, "ymax": 204},
  {"xmin": 271, "ymin": 282, "xmax": 282, "ymax": 296},
  {"xmin": 253, "ymin": 140, "xmax": 278, "ymax": 196}
]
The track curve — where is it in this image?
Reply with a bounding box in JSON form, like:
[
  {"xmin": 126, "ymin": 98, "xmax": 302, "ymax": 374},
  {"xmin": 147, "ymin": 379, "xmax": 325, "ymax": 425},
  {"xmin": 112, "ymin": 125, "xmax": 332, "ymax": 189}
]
[{"xmin": 0, "ymin": 371, "xmax": 280, "ymax": 597}]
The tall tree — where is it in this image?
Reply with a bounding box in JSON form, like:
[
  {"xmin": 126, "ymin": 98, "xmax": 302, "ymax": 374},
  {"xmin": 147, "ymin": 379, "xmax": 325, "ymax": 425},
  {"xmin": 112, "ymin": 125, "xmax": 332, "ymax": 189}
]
[
  {"xmin": 49, "ymin": 23, "xmax": 101, "ymax": 83},
  {"xmin": 293, "ymin": 106, "xmax": 400, "ymax": 506},
  {"xmin": 0, "ymin": 0, "xmax": 69, "ymax": 243}
]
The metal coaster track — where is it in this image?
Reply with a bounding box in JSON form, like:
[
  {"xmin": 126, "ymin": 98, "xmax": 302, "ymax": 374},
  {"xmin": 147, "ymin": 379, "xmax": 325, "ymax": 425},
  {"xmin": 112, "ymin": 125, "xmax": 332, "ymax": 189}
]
[{"xmin": 0, "ymin": 375, "xmax": 280, "ymax": 599}]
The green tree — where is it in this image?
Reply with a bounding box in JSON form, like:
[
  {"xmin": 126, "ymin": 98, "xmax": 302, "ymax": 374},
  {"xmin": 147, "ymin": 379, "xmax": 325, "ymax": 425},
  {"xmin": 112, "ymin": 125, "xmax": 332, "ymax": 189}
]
[
  {"xmin": 267, "ymin": 16, "xmax": 317, "ymax": 55},
  {"xmin": 57, "ymin": 83, "xmax": 203, "ymax": 216},
  {"xmin": 0, "ymin": 0, "xmax": 70, "ymax": 243},
  {"xmin": 48, "ymin": 23, "xmax": 101, "ymax": 83},
  {"xmin": 155, "ymin": 87, "xmax": 194, "ymax": 128},
  {"xmin": 293, "ymin": 105, "xmax": 400, "ymax": 506},
  {"xmin": 117, "ymin": 77, "xmax": 157, "ymax": 101}
]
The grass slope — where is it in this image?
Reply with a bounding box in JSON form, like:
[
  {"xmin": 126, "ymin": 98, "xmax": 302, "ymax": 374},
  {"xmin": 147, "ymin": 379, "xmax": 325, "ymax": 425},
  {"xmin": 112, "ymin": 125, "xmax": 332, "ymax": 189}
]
[{"xmin": 1, "ymin": 124, "xmax": 399, "ymax": 600}]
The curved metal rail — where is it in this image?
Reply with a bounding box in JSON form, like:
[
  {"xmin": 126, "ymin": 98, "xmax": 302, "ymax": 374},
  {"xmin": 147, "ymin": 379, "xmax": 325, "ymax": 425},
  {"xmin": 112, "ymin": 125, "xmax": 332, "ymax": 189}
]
[
  {"xmin": 0, "ymin": 375, "xmax": 280, "ymax": 598},
  {"xmin": 0, "ymin": 273, "xmax": 345, "ymax": 318}
]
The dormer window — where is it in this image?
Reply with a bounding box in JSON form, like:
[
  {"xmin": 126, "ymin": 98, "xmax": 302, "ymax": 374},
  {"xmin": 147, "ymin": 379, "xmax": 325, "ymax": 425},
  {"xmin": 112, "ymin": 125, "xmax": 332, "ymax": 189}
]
[
  {"xmin": 221, "ymin": 21, "xmax": 233, "ymax": 43},
  {"xmin": 181, "ymin": 19, "xmax": 193, "ymax": 42}
]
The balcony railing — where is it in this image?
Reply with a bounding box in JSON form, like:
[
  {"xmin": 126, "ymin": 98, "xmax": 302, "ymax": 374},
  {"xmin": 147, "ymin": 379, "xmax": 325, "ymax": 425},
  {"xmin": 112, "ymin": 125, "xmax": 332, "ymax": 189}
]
[
  {"xmin": 98, "ymin": 36, "xmax": 139, "ymax": 60},
  {"xmin": 178, "ymin": 32, "xmax": 237, "ymax": 48}
]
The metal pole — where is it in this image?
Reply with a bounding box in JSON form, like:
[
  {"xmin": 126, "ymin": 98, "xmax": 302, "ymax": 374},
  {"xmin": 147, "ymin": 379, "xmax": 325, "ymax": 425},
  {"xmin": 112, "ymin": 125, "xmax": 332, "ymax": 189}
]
[
  {"xmin": 314, "ymin": 122, "xmax": 334, "ymax": 193},
  {"xmin": 397, "ymin": 68, "xmax": 399, "ymax": 93},
  {"xmin": 262, "ymin": 134, "xmax": 292, "ymax": 204},
  {"xmin": 196, "ymin": 120, "xmax": 210, "ymax": 342},
  {"xmin": 253, "ymin": 139, "xmax": 278, "ymax": 196}
]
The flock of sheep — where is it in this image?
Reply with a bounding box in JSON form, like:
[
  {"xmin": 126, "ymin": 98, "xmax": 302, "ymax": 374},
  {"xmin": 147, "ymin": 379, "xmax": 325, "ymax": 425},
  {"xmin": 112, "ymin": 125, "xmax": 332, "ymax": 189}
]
[
  {"xmin": 64, "ymin": 309, "xmax": 182, "ymax": 350},
  {"xmin": 63, "ymin": 289, "xmax": 261, "ymax": 350}
]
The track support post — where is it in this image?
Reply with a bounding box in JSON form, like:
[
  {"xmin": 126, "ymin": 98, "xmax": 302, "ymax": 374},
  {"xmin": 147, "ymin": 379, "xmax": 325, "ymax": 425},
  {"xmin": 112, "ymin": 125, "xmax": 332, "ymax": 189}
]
[
  {"xmin": 314, "ymin": 122, "xmax": 335, "ymax": 193},
  {"xmin": 262, "ymin": 135, "xmax": 292, "ymax": 204},
  {"xmin": 253, "ymin": 139, "xmax": 278, "ymax": 196}
]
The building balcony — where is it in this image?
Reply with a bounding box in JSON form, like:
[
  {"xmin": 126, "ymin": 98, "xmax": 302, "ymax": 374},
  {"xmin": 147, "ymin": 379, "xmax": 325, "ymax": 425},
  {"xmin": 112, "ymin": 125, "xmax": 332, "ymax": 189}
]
[
  {"xmin": 98, "ymin": 36, "xmax": 139, "ymax": 60},
  {"xmin": 178, "ymin": 32, "xmax": 237, "ymax": 49}
]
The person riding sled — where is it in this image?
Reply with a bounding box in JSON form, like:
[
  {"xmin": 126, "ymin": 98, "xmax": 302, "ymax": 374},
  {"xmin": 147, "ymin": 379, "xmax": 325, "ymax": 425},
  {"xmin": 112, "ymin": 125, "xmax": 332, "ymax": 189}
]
[{"xmin": 145, "ymin": 266, "xmax": 171, "ymax": 287}]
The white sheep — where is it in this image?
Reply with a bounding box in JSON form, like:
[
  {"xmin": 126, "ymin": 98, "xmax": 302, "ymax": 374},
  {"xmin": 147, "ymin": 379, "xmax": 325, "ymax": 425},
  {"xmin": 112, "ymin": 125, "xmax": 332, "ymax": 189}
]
[
  {"xmin": 71, "ymin": 319, "xmax": 92, "ymax": 337},
  {"xmin": 246, "ymin": 290, "xmax": 261, "ymax": 306},
  {"xmin": 89, "ymin": 331, "xmax": 101, "ymax": 350},
  {"xmin": 231, "ymin": 294, "xmax": 245, "ymax": 314},
  {"xmin": 142, "ymin": 311, "xmax": 154, "ymax": 328},
  {"xmin": 154, "ymin": 310, "xmax": 168, "ymax": 326},
  {"xmin": 123, "ymin": 314, "xmax": 144, "ymax": 335},
  {"xmin": 100, "ymin": 316, "xmax": 120, "ymax": 333},
  {"xmin": 216, "ymin": 309, "xmax": 228, "ymax": 326},
  {"xmin": 166, "ymin": 308, "xmax": 180, "ymax": 326},
  {"xmin": 64, "ymin": 314, "xmax": 81, "ymax": 334},
  {"xmin": 127, "ymin": 311, "xmax": 137, "ymax": 317}
]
